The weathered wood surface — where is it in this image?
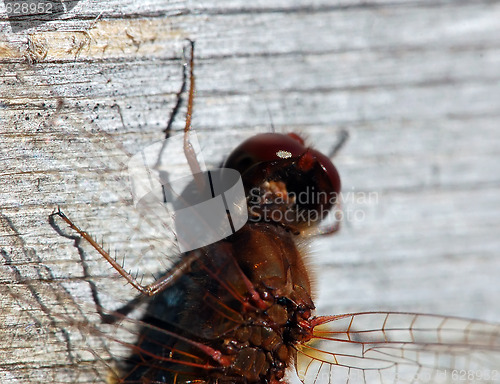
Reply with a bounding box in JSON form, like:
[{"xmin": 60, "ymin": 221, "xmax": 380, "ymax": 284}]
[{"xmin": 1, "ymin": 0, "xmax": 500, "ymax": 383}]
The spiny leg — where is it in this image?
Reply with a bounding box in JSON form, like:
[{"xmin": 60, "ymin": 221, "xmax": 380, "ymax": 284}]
[
  {"xmin": 50, "ymin": 208, "xmax": 199, "ymax": 297},
  {"xmin": 161, "ymin": 39, "xmax": 204, "ymax": 187},
  {"xmin": 164, "ymin": 42, "xmax": 190, "ymax": 140},
  {"xmin": 182, "ymin": 40, "xmax": 203, "ymax": 177},
  {"xmin": 180, "ymin": 40, "xmax": 206, "ymax": 192}
]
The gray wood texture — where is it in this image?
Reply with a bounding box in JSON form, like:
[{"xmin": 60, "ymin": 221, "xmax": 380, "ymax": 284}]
[{"xmin": 1, "ymin": 0, "xmax": 500, "ymax": 383}]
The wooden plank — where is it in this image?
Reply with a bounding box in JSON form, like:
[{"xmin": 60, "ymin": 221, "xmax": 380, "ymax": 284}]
[{"xmin": 1, "ymin": 0, "xmax": 500, "ymax": 383}]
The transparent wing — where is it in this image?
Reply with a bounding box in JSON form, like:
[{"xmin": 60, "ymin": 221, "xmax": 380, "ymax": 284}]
[{"xmin": 296, "ymin": 312, "xmax": 500, "ymax": 384}]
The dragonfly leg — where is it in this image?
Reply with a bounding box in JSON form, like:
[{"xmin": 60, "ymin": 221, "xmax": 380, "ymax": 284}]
[
  {"xmin": 164, "ymin": 41, "xmax": 191, "ymax": 139},
  {"xmin": 49, "ymin": 207, "xmax": 200, "ymax": 297},
  {"xmin": 180, "ymin": 40, "xmax": 207, "ymax": 193}
]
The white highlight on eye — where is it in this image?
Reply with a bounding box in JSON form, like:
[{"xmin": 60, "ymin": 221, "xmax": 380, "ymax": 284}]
[{"xmin": 277, "ymin": 150, "xmax": 292, "ymax": 159}]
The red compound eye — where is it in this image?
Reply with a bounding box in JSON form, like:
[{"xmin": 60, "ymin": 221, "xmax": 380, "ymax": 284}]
[
  {"xmin": 308, "ymin": 148, "xmax": 341, "ymax": 196},
  {"xmin": 224, "ymin": 133, "xmax": 341, "ymax": 219},
  {"xmin": 224, "ymin": 133, "xmax": 307, "ymax": 172},
  {"xmin": 287, "ymin": 132, "xmax": 305, "ymax": 146}
]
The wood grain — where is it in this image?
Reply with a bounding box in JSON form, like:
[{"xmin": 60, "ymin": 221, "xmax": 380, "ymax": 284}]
[{"xmin": 1, "ymin": 0, "xmax": 500, "ymax": 383}]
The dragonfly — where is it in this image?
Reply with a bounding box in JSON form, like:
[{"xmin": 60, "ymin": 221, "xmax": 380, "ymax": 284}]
[{"xmin": 1, "ymin": 40, "xmax": 500, "ymax": 384}]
